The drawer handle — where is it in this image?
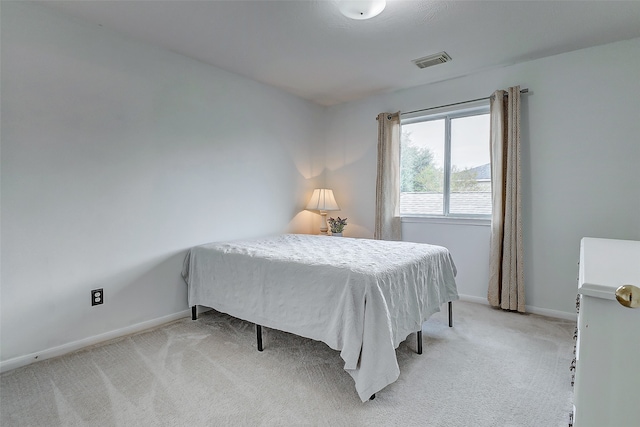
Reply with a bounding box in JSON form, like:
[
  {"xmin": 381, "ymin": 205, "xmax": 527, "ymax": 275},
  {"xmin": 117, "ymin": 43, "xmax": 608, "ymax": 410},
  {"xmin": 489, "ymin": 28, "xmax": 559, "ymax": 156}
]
[{"xmin": 615, "ymin": 284, "xmax": 640, "ymax": 308}]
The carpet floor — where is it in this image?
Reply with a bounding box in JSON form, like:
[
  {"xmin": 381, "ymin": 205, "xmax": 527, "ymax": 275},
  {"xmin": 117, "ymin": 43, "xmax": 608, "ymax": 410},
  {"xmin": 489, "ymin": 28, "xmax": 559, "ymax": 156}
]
[{"xmin": 0, "ymin": 301, "xmax": 575, "ymax": 426}]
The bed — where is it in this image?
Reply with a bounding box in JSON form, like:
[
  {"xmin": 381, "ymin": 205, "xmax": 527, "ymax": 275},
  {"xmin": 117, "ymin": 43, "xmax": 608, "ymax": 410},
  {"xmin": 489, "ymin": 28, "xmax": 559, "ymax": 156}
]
[{"xmin": 181, "ymin": 233, "xmax": 458, "ymax": 401}]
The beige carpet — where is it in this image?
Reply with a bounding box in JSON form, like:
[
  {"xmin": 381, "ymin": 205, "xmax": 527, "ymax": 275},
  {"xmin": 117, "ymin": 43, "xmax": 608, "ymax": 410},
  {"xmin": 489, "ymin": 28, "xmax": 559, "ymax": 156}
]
[{"xmin": 1, "ymin": 301, "xmax": 575, "ymax": 426}]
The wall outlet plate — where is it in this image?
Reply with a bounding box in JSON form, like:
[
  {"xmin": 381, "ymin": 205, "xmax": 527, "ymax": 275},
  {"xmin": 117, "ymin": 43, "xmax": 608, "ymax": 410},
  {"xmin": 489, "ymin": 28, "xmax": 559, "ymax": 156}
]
[{"xmin": 91, "ymin": 288, "xmax": 104, "ymax": 306}]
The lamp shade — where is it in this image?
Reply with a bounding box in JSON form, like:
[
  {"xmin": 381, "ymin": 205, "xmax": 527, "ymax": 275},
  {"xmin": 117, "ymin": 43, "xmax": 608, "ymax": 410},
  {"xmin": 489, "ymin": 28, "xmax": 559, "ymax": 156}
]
[
  {"xmin": 306, "ymin": 189, "xmax": 340, "ymax": 211},
  {"xmin": 338, "ymin": 0, "xmax": 386, "ymax": 20}
]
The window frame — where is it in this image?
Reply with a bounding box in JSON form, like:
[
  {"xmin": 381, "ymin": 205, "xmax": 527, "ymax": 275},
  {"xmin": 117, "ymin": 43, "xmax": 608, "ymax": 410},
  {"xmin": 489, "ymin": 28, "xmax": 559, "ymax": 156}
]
[{"xmin": 400, "ymin": 101, "xmax": 491, "ymax": 220}]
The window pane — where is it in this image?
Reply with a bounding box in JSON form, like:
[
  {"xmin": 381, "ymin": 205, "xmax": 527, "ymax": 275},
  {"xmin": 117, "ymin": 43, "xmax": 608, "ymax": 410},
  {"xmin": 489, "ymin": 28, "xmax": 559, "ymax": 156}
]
[
  {"xmin": 449, "ymin": 114, "xmax": 491, "ymax": 215},
  {"xmin": 400, "ymin": 120, "xmax": 445, "ymax": 215}
]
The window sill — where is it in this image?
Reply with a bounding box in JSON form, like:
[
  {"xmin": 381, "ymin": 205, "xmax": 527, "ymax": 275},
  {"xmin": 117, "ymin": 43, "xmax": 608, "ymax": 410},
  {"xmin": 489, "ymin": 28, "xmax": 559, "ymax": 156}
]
[{"xmin": 400, "ymin": 216, "xmax": 491, "ymax": 227}]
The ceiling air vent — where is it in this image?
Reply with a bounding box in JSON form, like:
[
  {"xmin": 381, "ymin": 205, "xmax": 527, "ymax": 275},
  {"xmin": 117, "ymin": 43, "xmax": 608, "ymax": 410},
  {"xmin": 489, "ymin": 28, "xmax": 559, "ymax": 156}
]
[{"xmin": 412, "ymin": 51, "xmax": 452, "ymax": 69}]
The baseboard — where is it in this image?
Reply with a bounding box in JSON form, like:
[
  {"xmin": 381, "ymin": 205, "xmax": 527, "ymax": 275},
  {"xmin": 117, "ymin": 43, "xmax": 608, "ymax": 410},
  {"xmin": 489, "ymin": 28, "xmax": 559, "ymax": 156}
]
[
  {"xmin": 524, "ymin": 305, "xmax": 576, "ymax": 321},
  {"xmin": 1, "ymin": 298, "xmax": 576, "ymax": 374},
  {"xmin": 457, "ymin": 294, "xmax": 488, "ymax": 305},
  {"xmin": 457, "ymin": 294, "xmax": 576, "ymax": 321},
  {"xmin": 0, "ymin": 309, "xmax": 191, "ymax": 374}
]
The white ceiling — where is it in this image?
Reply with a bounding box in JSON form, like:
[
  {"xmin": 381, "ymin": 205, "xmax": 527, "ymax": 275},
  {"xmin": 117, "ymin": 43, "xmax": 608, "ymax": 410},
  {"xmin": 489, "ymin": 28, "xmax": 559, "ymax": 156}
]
[{"xmin": 42, "ymin": 0, "xmax": 640, "ymax": 106}]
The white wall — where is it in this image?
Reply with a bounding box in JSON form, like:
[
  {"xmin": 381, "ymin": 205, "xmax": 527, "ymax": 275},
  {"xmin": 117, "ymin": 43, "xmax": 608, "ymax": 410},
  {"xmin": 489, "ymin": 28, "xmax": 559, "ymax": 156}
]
[
  {"xmin": 325, "ymin": 38, "xmax": 640, "ymax": 317},
  {"xmin": 0, "ymin": 2, "xmax": 325, "ymax": 366}
]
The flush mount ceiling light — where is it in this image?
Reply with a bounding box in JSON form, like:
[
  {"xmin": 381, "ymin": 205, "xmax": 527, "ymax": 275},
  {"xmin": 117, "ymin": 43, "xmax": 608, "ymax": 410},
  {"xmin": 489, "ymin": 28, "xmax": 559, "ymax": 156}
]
[{"xmin": 338, "ymin": 0, "xmax": 386, "ymax": 20}]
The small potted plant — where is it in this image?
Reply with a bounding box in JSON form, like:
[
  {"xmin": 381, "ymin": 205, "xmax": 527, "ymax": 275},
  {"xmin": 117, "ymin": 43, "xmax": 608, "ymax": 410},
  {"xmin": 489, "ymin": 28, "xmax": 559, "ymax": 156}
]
[{"xmin": 328, "ymin": 217, "xmax": 347, "ymax": 236}]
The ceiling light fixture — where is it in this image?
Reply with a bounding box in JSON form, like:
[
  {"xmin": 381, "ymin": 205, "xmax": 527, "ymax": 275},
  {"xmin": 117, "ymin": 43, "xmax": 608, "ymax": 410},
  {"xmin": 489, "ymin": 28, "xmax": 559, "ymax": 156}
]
[{"xmin": 338, "ymin": 0, "xmax": 386, "ymax": 20}]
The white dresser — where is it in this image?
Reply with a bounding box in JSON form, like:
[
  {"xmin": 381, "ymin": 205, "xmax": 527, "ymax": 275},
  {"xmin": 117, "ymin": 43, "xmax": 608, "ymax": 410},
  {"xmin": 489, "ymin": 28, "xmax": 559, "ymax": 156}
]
[{"xmin": 573, "ymin": 237, "xmax": 640, "ymax": 427}]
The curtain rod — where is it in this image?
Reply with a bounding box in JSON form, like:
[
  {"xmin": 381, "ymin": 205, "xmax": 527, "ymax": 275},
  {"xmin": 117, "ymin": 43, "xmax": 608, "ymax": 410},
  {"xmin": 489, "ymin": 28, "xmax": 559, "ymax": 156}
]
[{"xmin": 400, "ymin": 88, "xmax": 529, "ymax": 117}]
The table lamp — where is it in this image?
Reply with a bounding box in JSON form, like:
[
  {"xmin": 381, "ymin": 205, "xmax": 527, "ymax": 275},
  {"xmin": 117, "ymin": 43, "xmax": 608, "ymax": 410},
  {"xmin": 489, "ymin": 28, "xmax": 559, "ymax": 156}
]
[{"xmin": 306, "ymin": 189, "xmax": 340, "ymax": 235}]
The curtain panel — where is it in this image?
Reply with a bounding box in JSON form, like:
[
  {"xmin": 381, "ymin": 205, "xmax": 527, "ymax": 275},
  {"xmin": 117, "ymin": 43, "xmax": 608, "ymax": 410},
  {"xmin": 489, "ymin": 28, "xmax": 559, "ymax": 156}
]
[
  {"xmin": 374, "ymin": 112, "xmax": 402, "ymax": 241},
  {"xmin": 488, "ymin": 86, "xmax": 525, "ymax": 312}
]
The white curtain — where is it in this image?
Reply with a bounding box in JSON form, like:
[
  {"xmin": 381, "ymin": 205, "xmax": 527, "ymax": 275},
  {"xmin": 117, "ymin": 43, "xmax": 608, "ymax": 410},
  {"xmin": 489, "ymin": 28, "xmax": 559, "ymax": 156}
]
[
  {"xmin": 488, "ymin": 86, "xmax": 525, "ymax": 312},
  {"xmin": 374, "ymin": 112, "xmax": 402, "ymax": 241}
]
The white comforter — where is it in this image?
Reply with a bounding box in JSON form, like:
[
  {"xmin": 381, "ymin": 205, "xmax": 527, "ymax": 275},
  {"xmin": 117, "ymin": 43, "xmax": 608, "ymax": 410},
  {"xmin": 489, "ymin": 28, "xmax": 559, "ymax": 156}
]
[{"xmin": 182, "ymin": 234, "xmax": 458, "ymax": 401}]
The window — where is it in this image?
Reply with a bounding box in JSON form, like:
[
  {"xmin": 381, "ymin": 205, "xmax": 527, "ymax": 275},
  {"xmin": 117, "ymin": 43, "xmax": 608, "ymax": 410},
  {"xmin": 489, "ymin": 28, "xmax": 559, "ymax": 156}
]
[{"xmin": 400, "ymin": 103, "xmax": 491, "ymax": 217}]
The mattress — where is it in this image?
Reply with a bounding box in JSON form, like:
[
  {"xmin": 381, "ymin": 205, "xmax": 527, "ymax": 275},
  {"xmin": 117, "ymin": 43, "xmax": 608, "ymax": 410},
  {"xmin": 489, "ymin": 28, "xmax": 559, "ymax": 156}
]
[{"xmin": 182, "ymin": 233, "xmax": 458, "ymax": 401}]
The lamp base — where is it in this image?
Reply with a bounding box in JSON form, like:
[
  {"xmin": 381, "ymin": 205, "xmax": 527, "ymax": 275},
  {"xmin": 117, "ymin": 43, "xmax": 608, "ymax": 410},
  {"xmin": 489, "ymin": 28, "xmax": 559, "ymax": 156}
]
[{"xmin": 320, "ymin": 211, "xmax": 329, "ymax": 235}]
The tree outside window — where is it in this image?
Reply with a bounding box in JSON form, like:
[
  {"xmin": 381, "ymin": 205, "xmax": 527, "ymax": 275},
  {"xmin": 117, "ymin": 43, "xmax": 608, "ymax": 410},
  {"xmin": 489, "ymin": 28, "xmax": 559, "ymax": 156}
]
[{"xmin": 400, "ymin": 107, "xmax": 491, "ymax": 217}]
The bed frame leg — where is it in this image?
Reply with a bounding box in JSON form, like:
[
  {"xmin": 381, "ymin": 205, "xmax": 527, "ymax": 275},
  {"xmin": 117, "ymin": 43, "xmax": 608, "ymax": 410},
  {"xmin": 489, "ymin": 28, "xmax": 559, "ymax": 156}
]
[
  {"xmin": 256, "ymin": 324, "xmax": 263, "ymax": 352},
  {"xmin": 448, "ymin": 301, "xmax": 453, "ymax": 327},
  {"xmin": 191, "ymin": 306, "xmax": 197, "ymax": 320},
  {"xmin": 417, "ymin": 330, "xmax": 423, "ymax": 354}
]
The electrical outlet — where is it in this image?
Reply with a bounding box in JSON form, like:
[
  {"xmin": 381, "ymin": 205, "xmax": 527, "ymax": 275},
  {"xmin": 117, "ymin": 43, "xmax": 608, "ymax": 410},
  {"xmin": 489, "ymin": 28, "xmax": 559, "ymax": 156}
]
[{"xmin": 91, "ymin": 288, "xmax": 104, "ymax": 306}]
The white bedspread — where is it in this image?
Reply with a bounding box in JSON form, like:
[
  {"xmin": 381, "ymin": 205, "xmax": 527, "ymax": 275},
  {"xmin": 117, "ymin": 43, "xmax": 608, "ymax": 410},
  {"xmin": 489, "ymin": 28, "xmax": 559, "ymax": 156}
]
[{"xmin": 181, "ymin": 234, "xmax": 458, "ymax": 401}]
